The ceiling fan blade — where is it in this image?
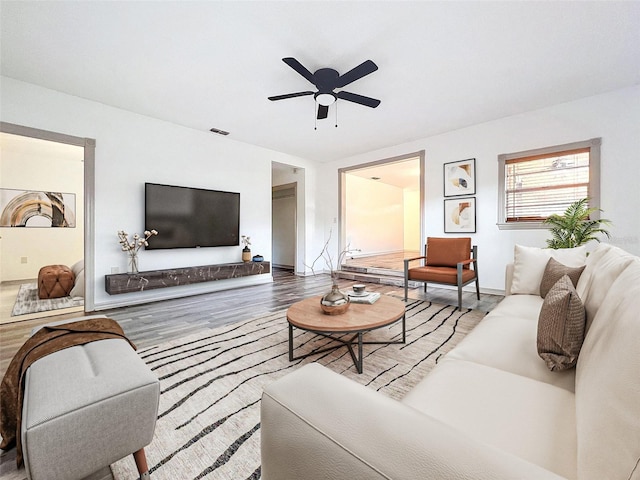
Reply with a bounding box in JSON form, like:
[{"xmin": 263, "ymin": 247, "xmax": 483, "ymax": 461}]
[
  {"xmin": 282, "ymin": 57, "xmax": 316, "ymax": 84},
  {"xmin": 336, "ymin": 91, "xmax": 381, "ymax": 108},
  {"xmin": 268, "ymin": 91, "xmax": 315, "ymax": 101},
  {"xmin": 317, "ymin": 104, "xmax": 329, "ymax": 120},
  {"xmin": 335, "ymin": 60, "xmax": 378, "ymax": 88}
]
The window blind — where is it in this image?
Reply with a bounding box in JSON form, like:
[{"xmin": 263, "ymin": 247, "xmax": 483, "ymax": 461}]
[{"xmin": 505, "ymin": 148, "xmax": 590, "ymax": 222}]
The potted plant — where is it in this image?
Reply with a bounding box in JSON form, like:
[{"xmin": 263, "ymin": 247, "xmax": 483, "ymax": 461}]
[{"xmin": 543, "ymin": 198, "xmax": 611, "ymax": 249}]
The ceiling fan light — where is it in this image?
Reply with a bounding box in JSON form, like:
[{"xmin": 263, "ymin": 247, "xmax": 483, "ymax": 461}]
[{"xmin": 315, "ymin": 93, "xmax": 336, "ymax": 106}]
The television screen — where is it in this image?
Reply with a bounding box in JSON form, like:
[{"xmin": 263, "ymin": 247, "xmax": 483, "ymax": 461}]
[{"xmin": 145, "ymin": 183, "xmax": 240, "ymax": 249}]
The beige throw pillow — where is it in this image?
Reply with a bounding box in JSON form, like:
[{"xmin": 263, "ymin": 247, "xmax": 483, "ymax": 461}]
[
  {"xmin": 511, "ymin": 244, "xmax": 587, "ymax": 295},
  {"xmin": 537, "ymin": 275, "xmax": 586, "ymax": 371},
  {"xmin": 539, "ymin": 257, "xmax": 586, "ymax": 298}
]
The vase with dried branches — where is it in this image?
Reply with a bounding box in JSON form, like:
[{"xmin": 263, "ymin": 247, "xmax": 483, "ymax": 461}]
[
  {"xmin": 307, "ymin": 230, "xmax": 360, "ymax": 315},
  {"xmin": 117, "ymin": 229, "xmax": 158, "ymax": 273}
]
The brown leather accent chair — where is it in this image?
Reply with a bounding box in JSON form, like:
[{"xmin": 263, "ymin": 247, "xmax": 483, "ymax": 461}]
[{"xmin": 404, "ymin": 237, "xmax": 479, "ymax": 310}]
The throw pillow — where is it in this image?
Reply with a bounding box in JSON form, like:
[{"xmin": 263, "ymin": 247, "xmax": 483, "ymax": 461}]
[
  {"xmin": 69, "ymin": 269, "xmax": 84, "ymax": 298},
  {"xmin": 537, "ymin": 275, "xmax": 586, "ymax": 371},
  {"xmin": 511, "ymin": 244, "xmax": 588, "ymax": 295},
  {"xmin": 70, "ymin": 259, "xmax": 84, "ymax": 277},
  {"xmin": 539, "ymin": 257, "xmax": 586, "ymax": 298}
]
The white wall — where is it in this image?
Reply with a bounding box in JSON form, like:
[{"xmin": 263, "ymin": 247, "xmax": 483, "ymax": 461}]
[
  {"xmin": 1, "ymin": 136, "xmax": 84, "ymax": 281},
  {"xmin": 403, "ymin": 189, "xmax": 421, "ymax": 252},
  {"xmin": 318, "ymin": 86, "xmax": 640, "ymax": 293},
  {"xmin": 345, "ymin": 175, "xmax": 404, "ymax": 255},
  {"xmin": 3, "ymin": 77, "xmax": 638, "ymax": 299},
  {"xmin": 1, "ymin": 76, "xmax": 309, "ymax": 309}
]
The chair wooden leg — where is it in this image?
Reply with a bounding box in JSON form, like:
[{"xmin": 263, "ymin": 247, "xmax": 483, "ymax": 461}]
[{"xmin": 133, "ymin": 448, "xmax": 150, "ymax": 479}]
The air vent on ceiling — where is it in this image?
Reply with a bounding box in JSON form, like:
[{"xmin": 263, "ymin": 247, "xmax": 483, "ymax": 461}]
[{"xmin": 209, "ymin": 127, "xmax": 230, "ymax": 136}]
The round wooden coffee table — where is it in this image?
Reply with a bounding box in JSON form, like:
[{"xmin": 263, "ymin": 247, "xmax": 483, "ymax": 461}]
[{"xmin": 286, "ymin": 294, "xmax": 406, "ymax": 373}]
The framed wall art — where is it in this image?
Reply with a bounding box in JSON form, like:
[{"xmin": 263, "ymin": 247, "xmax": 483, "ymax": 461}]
[
  {"xmin": 443, "ymin": 158, "xmax": 476, "ymax": 197},
  {"xmin": 0, "ymin": 188, "xmax": 76, "ymax": 227},
  {"xmin": 444, "ymin": 197, "xmax": 476, "ymax": 233}
]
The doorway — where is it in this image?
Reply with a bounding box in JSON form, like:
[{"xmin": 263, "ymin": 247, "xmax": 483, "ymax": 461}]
[
  {"xmin": 0, "ymin": 122, "xmax": 95, "ymax": 323},
  {"xmin": 272, "ymin": 183, "xmax": 296, "ymax": 270},
  {"xmin": 339, "ymin": 151, "xmax": 424, "ymax": 272}
]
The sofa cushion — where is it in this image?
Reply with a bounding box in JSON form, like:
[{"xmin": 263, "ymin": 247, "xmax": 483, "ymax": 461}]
[
  {"xmin": 402, "ymin": 357, "xmax": 577, "ymax": 479},
  {"xmin": 537, "ymin": 275, "xmax": 586, "ymax": 371},
  {"xmin": 407, "ymin": 265, "xmax": 476, "ymax": 284},
  {"xmin": 575, "ymin": 259, "xmax": 640, "ymax": 480},
  {"xmin": 487, "ymin": 293, "xmax": 544, "ymax": 323},
  {"xmin": 539, "ymin": 258, "xmax": 585, "ymax": 299},
  {"xmin": 511, "ymin": 245, "xmax": 587, "ymax": 295},
  {"xmin": 447, "ymin": 312, "xmax": 575, "ymax": 392},
  {"xmin": 575, "ymin": 243, "xmax": 635, "ymax": 332}
]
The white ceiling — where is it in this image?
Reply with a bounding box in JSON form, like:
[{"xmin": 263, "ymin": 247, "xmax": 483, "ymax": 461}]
[{"xmin": 1, "ymin": 1, "xmax": 639, "ymax": 163}]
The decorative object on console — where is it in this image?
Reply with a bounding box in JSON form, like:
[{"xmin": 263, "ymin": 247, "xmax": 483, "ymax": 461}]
[
  {"xmin": 241, "ymin": 235, "xmax": 251, "ymax": 262},
  {"xmin": 444, "ymin": 197, "xmax": 476, "ymax": 233},
  {"xmin": 443, "ymin": 158, "xmax": 475, "ymax": 197},
  {"xmin": 252, "ymin": 254, "xmax": 264, "ymax": 262},
  {"xmin": 543, "ymin": 197, "xmax": 611, "ymax": 248},
  {"xmin": 117, "ymin": 229, "xmax": 158, "ymax": 274}
]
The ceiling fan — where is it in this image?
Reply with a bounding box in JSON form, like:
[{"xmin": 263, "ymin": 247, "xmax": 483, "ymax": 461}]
[{"xmin": 268, "ymin": 57, "xmax": 381, "ymax": 120}]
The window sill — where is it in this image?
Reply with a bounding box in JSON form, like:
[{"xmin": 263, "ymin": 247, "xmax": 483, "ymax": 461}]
[{"xmin": 497, "ymin": 222, "xmax": 549, "ymax": 231}]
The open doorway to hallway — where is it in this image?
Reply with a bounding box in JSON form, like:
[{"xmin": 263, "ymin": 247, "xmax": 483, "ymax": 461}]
[
  {"xmin": 0, "ymin": 131, "xmax": 85, "ymax": 324},
  {"xmin": 339, "ymin": 152, "xmax": 424, "ymax": 275},
  {"xmin": 272, "ymin": 162, "xmax": 305, "ymax": 275}
]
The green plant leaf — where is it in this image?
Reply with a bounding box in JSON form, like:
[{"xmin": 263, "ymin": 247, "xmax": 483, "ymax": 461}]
[{"xmin": 543, "ymin": 198, "xmax": 611, "ymax": 248}]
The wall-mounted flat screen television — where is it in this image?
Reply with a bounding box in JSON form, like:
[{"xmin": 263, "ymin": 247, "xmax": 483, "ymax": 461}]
[{"xmin": 145, "ymin": 182, "xmax": 240, "ymax": 249}]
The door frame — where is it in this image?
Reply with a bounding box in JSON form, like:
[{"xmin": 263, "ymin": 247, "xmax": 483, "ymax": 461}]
[
  {"xmin": 0, "ymin": 121, "xmax": 96, "ymax": 311},
  {"xmin": 272, "ymin": 182, "xmax": 297, "ymax": 270},
  {"xmin": 338, "ymin": 150, "xmax": 425, "ymax": 265}
]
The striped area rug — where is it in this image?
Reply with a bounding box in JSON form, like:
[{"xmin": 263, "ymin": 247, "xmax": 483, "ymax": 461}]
[{"xmin": 111, "ymin": 298, "xmax": 485, "ymax": 480}]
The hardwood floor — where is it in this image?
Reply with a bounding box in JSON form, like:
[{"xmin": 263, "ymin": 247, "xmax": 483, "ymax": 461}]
[
  {"xmin": 0, "ymin": 268, "xmax": 503, "ymax": 377},
  {"xmin": 343, "ymin": 250, "xmax": 421, "ymax": 271}
]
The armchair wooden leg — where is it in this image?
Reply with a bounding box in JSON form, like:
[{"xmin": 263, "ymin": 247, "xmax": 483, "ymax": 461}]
[{"xmin": 133, "ymin": 448, "xmax": 150, "ymax": 479}]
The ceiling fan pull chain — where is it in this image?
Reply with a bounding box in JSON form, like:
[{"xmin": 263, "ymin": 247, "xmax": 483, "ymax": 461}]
[
  {"xmin": 314, "ymin": 102, "xmax": 317, "ymax": 130},
  {"xmin": 335, "ymin": 101, "xmax": 338, "ymax": 128}
]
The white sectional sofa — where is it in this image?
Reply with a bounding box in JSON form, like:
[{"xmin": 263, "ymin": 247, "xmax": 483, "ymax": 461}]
[{"xmin": 260, "ymin": 243, "xmax": 640, "ymax": 480}]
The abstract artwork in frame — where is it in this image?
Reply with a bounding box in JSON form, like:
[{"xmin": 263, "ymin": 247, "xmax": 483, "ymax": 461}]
[
  {"xmin": 444, "ymin": 197, "xmax": 476, "ymax": 233},
  {"xmin": 443, "ymin": 158, "xmax": 476, "ymax": 197},
  {"xmin": 0, "ymin": 188, "xmax": 76, "ymax": 227}
]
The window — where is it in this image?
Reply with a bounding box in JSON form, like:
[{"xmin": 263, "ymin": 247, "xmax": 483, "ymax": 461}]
[{"xmin": 497, "ymin": 138, "xmax": 601, "ymax": 229}]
